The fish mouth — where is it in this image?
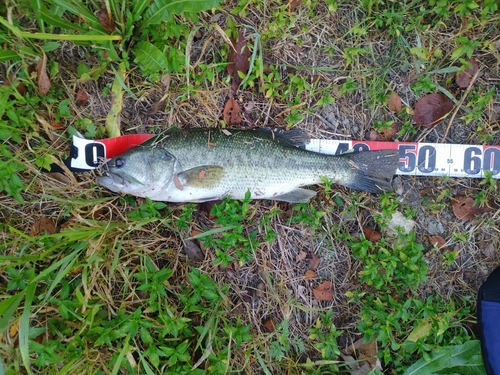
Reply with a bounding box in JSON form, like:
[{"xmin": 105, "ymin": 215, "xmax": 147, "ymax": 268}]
[
  {"xmin": 96, "ymin": 173, "xmax": 126, "ymax": 193},
  {"xmin": 97, "ymin": 169, "xmax": 146, "ymax": 191}
]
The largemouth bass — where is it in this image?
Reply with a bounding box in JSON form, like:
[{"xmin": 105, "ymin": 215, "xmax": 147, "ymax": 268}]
[{"xmin": 96, "ymin": 128, "xmax": 398, "ymax": 203}]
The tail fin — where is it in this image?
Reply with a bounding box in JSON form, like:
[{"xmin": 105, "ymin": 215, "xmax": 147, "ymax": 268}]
[{"xmin": 340, "ymin": 150, "xmax": 398, "ymax": 194}]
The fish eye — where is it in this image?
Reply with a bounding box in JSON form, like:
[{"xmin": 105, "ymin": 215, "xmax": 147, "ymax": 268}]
[{"xmin": 115, "ymin": 158, "xmax": 125, "ymax": 168}]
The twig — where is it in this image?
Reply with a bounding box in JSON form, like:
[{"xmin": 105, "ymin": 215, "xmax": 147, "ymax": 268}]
[{"xmin": 441, "ymin": 68, "xmax": 481, "ymax": 143}]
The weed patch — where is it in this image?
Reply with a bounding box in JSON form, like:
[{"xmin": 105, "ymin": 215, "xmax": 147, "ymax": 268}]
[{"xmin": 1, "ymin": 0, "xmax": 498, "ymax": 373}]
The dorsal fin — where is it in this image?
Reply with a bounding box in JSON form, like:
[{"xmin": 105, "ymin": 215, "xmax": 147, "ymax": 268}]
[{"xmin": 253, "ymin": 128, "xmax": 311, "ymax": 148}]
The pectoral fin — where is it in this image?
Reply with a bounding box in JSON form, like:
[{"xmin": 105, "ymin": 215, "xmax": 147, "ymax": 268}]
[
  {"xmin": 177, "ymin": 166, "xmax": 224, "ymax": 189},
  {"xmin": 273, "ymin": 188, "xmax": 316, "ymax": 203}
]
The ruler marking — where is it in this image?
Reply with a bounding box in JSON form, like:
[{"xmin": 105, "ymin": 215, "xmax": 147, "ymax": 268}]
[{"xmin": 304, "ymin": 140, "xmax": 500, "ymax": 179}]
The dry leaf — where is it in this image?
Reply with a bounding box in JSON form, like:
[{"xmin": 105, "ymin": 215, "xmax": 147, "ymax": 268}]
[
  {"xmin": 412, "ymin": 93, "xmax": 453, "ymax": 128},
  {"xmin": 312, "ymin": 280, "xmax": 334, "ymax": 301},
  {"xmin": 51, "ymin": 120, "xmax": 66, "ymax": 130},
  {"xmin": 296, "ymin": 250, "xmax": 307, "ymax": 262},
  {"xmin": 4, "ymin": 75, "xmax": 27, "ymax": 96},
  {"xmin": 308, "ymin": 252, "xmax": 321, "ymax": 270},
  {"xmin": 369, "ymin": 129, "xmax": 381, "ymax": 141},
  {"xmin": 362, "ymin": 227, "xmax": 381, "ymax": 242},
  {"xmin": 479, "ymin": 240, "xmax": 495, "ymax": 259},
  {"xmin": 451, "ymin": 195, "xmax": 493, "ymax": 221},
  {"xmin": 369, "ymin": 123, "xmax": 399, "ymax": 142},
  {"xmin": 386, "ymin": 92, "xmax": 402, "ymax": 113},
  {"xmin": 429, "ymin": 235, "xmax": 447, "ymax": 249},
  {"xmin": 75, "ymin": 89, "xmax": 88, "ymax": 106},
  {"xmin": 29, "ymin": 217, "xmax": 56, "ymax": 236},
  {"xmin": 10, "ymin": 321, "xmax": 19, "ymax": 338},
  {"xmin": 456, "ymin": 58, "xmax": 479, "ymax": 88},
  {"xmin": 223, "ymin": 98, "xmax": 242, "ymax": 125},
  {"xmin": 161, "ymin": 74, "xmax": 171, "ymax": 90},
  {"xmin": 36, "ymin": 53, "xmax": 51, "ymax": 96},
  {"xmin": 98, "ymin": 8, "xmax": 116, "ymax": 33},
  {"xmin": 305, "ymin": 269, "xmax": 317, "ymax": 280},
  {"xmin": 68, "ymin": 266, "xmax": 83, "ymax": 275},
  {"xmin": 262, "ymin": 318, "xmax": 276, "ymax": 332},
  {"xmin": 343, "ymin": 337, "xmax": 382, "ymax": 373},
  {"xmin": 183, "ymin": 240, "xmax": 204, "ymax": 262},
  {"xmin": 289, "ymin": 0, "xmax": 302, "ymax": 10},
  {"xmin": 228, "ymin": 30, "xmax": 251, "ymax": 93},
  {"xmin": 198, "ymin": 200, "xmax": 222, "ymax": 219}
]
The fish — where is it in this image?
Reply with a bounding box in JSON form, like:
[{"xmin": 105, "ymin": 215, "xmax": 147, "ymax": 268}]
[{"xmin": 96, "ymin": 128, "xmax": 399, "ymax": 203}]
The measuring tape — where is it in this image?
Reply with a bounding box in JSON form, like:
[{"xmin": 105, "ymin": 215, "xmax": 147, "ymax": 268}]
[
  {"xmin": 306, "ymin": 139, "xmax": 500, "ymax": 179},
  {"xmin": 61, "ymin": 135, "xmax": 500, "ymax": 179}
]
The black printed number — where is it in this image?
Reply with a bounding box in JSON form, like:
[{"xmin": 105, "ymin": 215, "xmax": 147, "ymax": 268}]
[
  {"xmin": 464, "ymin": 147, "xmax": 500, "ymax": 175},
  {"xmin": 483, "ymin": 148, "xmax": 500, "ymax": 175},
  {"xmin": 85, "ymin": 143, "xmax": 105, "ymax": 167},
  {"xmin": 417, "ymin": 145, "xmax": 436, "ymax": 173},
  {"xmin": 399, "ymin": 144, "xmax": 417, "ymax": 172}
]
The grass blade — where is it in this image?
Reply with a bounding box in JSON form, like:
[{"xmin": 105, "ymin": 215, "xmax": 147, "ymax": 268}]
[
  {"xmin": 40, "ymin": 6, "xmax": 88, "ymax": 32},
  {"xmin": 51, "ymin": 0, "xmax": 104, "ymax": 32},
  {"xmin": 186, "ymin": 225, "xmax": 236, "ymax": 240},
  {"xmin": 111, "ymin": 335, "xmax": 131, "ymax": 375},
  {"xmin": 19, "ymin": 282, "xmax": 36, "ymax": 375},
  {"xmin": 132, "ymin": 0, "xmax": 150, "ymax": 19},
  {"xmin": 0, "ymin": 291, "xmax": 26, "ymax": 335},
  {"xmin": 29, "ymin": 0, "xmax": 45, "ymax": 33},
  {"xmin": 143, "ymin": 0, "xmax": 222, "ymax": 28},
  {"xmin": 402, "ymin": 340, "xmax": 486, "ymax": 375},
  {"xmin": 40, "ymin": 248, "xmax": 81, "ymax": 304},
  {"xmin": 0, "ymin": 50, "xmax": 20, "ymax": 62},
  {"xmin": 105, "ymin": 61, "xmax": 125, "ymax": 137}
]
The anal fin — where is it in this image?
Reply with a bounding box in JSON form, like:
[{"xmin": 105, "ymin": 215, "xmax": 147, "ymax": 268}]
[{"xmin": 273, "ymin": 188, "xmax": 316, "ymax": 203}]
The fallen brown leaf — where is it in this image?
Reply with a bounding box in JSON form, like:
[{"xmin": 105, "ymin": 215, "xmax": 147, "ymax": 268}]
[
  {"xmin": 296, "ymin": 250, "xmax": 307, "ymax": 262},
  {"xmin": 183, "ymin": 240, "xmax": 204, "ymax": 262},
  {"xmin": 343, "ymin": 337, "xmax": 382, "ymax": 372},
  {"xmin": 451, "ymin": 195, "xmax": 493, "ymax": 221},
  {"xmin": 412, "ymin": 93, "xmax": 453, "ymax": 128},
  {"xmin": 262, "ymin": 318, "xmax": 276, "ymax": 332},
  {"xmin": 51, "ymin": 120, "xmax": 66, "ymax": 130},
  {"xmin": 30, "ymin": 217, "xmax": 56, "ymax": 236},
  {"xmin": 198, "ymin": 200, "xmax": 222, "ymax": 219},
  {"xmin": 305, "ymin": 269, "xmax": 317, "ymax": 280},
  {"xmin": 479, "ymin": 240, "xmax": 495, "ymax": 259},
  {"xmin": 98, "ymin": 8, "xmax": 116, "ymax": 33},
  {"xmin": 289, "ymin": 0, "xmax": 302, "ymax": 10},
  {"xmin": 4, "ymin": 75, "xmax": 27, "ymax": 96},
  {"xmin": 223, "ymin": 98, "xmax": 242, "ymax": 125},
  {"xmin": 362, "ymin": 227, "xmax": 381, "ymax": 242},
  {"xmin": 36, "ymin": 53, "xmax": 51, "ymax": 96},
  {"xmin": 68, "ymin": 266, "xmax": 83, "ymax": 275},
  {"xmin": 75, "ymin": 89, "xmax": 89, "ymax": 106},
  {"xmin": 386, "ymin": 92, "xmax": 402, "ymax": 113},
  {"xmin": 456, "ymin": 58, "xmax": 479, "ymax": 88},
  {"xmin": 369, "ymin": 123, "xmax": 399, "ymax": 142},
  {"xmin": 312, "ymin": 280, "xmax": 334, "ymax": 301},
  {"xmin": 369, "ymin": 129, "xmax": 381, "ymax": 141},
  {"xmin": 429, "ymin": 235, "xmax": 447, "ymax": 249},
  {"xmin": 228, "ymin": 30, "xmax": 251, "ymax": 93},
  {"xmin": 308, "ymin": 252, "xmax": 321, "ymax": 270},
  {"xmin": 161, "ymin": 74, "xmax": 171, "ymax": 89},
  {"xmin": 9, "ymin": 321, "xmax": 19, "ymax": 338}
]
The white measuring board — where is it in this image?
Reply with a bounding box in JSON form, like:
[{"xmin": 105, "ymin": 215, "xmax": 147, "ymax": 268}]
[{"xmin": 305, "ymin": 140, "xmax": 500, "ymax": 179}]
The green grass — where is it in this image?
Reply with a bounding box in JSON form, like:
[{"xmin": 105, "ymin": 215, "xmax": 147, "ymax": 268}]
[{"xmin": 1, "ymin": 0, "xmax": 499, "ymax": 373}]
